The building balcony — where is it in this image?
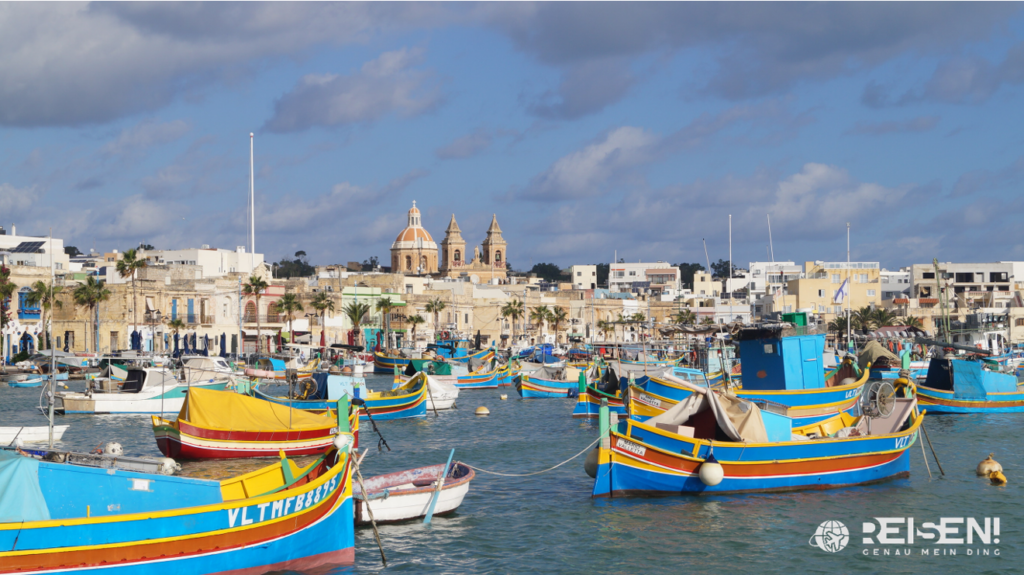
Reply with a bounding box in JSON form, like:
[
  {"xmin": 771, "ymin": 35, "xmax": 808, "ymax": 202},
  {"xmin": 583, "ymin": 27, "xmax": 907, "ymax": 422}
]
[{"xmin": 243, "ymin": 313, "xmax": 285, "ymax": 324}]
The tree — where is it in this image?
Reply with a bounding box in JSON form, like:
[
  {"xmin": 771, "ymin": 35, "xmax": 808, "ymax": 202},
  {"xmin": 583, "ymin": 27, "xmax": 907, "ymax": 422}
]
[
  {"xmin": 73, "ymin": 276, "xmax": 111, "ymax": 352},
  {"xmin": 242, "ymin": 275, "xmax": 269, "ymax": 354},
  {"xmin": 852, "ymin": 306, "xmax": 876, "ymax": 330},
  {"xmin": 276, "ymin": 293, "xmax": 304, "ymax": 342},
  {"xmin": 905, "ymin": 316, "xmax": 924, "ymax": 329},
  {"xmin": 137, "ymin": 243, "xmax": 155, "ymax": 251},
  {"xmin": 550, "ymin": 307, "xmax": 569, "ymax": 343},
  {"xmin": 25, "ymin": 281, "xmax": 63, "ymax": 349},
  {"xmin": 275, "ymin": 252, "xmax": 315, "ymax": 278},
  {"xmin": 0, "ymin": 266, "xmax": 15, "ymax": 330},
  {"xmin": 500, "ymin": 298, "xmax": 525, "ymax": 341},
  {"xmin": 710, "ymin": 259, "xmax": 736, "ymax": 280},
  {"xmin": 828, "ymin": 316, "xmax": 850, "ymax": 348},
  {"xmin": 64, "ymin": 246, "xmax": 82, "ymax": 257},
  {"xmin": 530, "ymin": 305, "xmax": 551, "ymax": 338},
  {"xmin": 375, "ymin": 296, "xmax": 396, "ymax": 349},
  {"xmin": 425, "ymin": 297, "xmax": 446, "ymax": 336},
  {"xmin": 699, "ymin": 316, "xmax": 715, "ymax": 326},
  {"xmin": 116, "ymin": 248, "xmax": 147, "ymax": 334},
  {"xmin": 407, "ymin": 314, "xmax": 426, "ymax": 341},
  {"xmin": 672, "ymin": 309, "xmax": 696, "ymax": 325},
  {"xmin": 529, "ymin": 263, "xmax": 565, "ymax": 282},
  {"xmin": 342, "ymin": 302, "xmax": 372, "ymax": 348},
  {"xmin": 597, "ymin": 320, "xmax": 613, "ymax": 341},
  {"xmin": 167, "ymin": 318, "xmax": 185, "ymax": 352},
  {"xmin": 310, "ymin": 292, "xmax": 335, "ymax": 355},
  {"xmin": 674, "ymin": 263, "xmax": 706, "ymax": 289},
  {"xmin": 361, "ymin": 256, "xmax": 380, "ymax": 271},
  {"xmin": 871, "ymin": 308, "xmax": 898, "ymax": 328}
]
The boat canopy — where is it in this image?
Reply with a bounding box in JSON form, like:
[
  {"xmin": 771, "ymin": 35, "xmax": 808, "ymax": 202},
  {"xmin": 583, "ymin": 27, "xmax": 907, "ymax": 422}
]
[
  {"xmin": 645, "ymin": 390, "xmax": 770, "ymax": 443},
  {"xmin": 858, "ymin": 340, "xmax": 899, "ymax": 370},
  {"xmin": 0, "ymin": 450, "xmax": 50, "ymax": 522},
  {"xmin": 180, "ymin": 388, "xmax": 334, "ymax": 431}
]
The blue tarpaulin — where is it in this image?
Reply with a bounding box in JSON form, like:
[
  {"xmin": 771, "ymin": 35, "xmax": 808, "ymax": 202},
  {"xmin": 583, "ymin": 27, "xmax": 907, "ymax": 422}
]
[
  {"xmin": 0, "ymin": 450, "xmax": 50, "ymax": 522},
  {"xmin": 174, "ymin": 334, "xmax": 180, "ymax": 357},
  {"xmin": 204, "ymin": 334, "xmax": 210, "ymax": 357},
  {"xmin": 220, "ymin": 333, "xmax": 227, "ymax": 358}
]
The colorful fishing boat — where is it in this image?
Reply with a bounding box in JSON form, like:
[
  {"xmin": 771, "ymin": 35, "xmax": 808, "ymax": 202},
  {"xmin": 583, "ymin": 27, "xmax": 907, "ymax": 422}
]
[
  {"xmin": 515, "ymin": 365, "xmax": 589, "ymax": 399},
  {"xmin": 152, "ymin": 388, "xmax": 353, "ymax": 459},
  {"xmin": 254, "ymin": 372, "xmax": 428, "ymax": 420},
  {"xmin": 354, "ymin": 462, "xmax": 475, "ymax": 524},
  {"xmin": 0, "ymin": 429, "xmax": 356, "ymax": 573},
  {"xmin": 455, "ymin": 362, "xmax": 500, "ymax": 389},
  {"xmin": 55, "ymin": 368, "xmax": 229, "ymax": 415},
  {"xmin": 916, "ymin": 356, "xmax": 1024, "ymax": 413},
  {"xmin": 572, "ymin": 369, "xmax": 626, "ymax": 418},
  {"xmin": 591, "ymin": 385, "xmax": 923, "ymax": 497}
]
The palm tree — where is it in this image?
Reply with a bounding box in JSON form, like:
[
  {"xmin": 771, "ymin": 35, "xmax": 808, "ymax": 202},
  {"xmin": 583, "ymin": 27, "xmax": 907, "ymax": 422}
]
[
  {"xmin": 852, "ymin": 306, "xmax": 876, "ymax": 331},
  {"xmin": 530, "ymin": 305, "xmax": 551, "ymax": 339},
  {"xmin": 424, "ymin": 297, "xmax": 446, "ymax": 337},
  {"xmin": 167, "ymin": 317, "xmax": 185, "ymax": 354},
  {"xmin": 343, "ymin": 302, "xmax": 372, "ymax": 348},
  {"xmin": 73, "ymin": 276, "xmax": 111, "ymax": 352},
  {"xmin": 871, "ymin": 308, "xmax": 898, "ymax": 328},
  {"xmin": 0, "ymin": 266, "xmax": 16, "ymax": 363},
  {"xmin": 276, "ymin": 293, "xmax": 303, "ymax": 343},
  {"xmin": 242, "ymin": 275, "xmax": 269, "ymax": 353},
  {"xmin": 407, "ymin": 314, "xmax": 426, "ymax": 342},
  {"xmin": 828, "ymin": 315, "xmax": 850, "ymax": 349},
  {"xmin": 310, "ymin": 292, "xmax": 335, "ymax": 354},
  {"xmin": 550, "ymin": 306, "xmax": 569, "ymax": 343},
  {"xmin": 115, "ymin": 248, "xmax": 147, "ymax": 333},
  {"xmin": 699, "ymin": 316, "xmax": 715, "ymax": 326},
  {"xmin": 500, "ymin": 298, "xmax": 525, "ymax": 341},
  {"xmin": 25, "ymin": 280, "xmax": 63, "ymax": 350},
  {"xmin": 375, "ymin": 296, "xmax": 396, "ymax": 349},
  {"xmin": 596, "ymin": 320, "xmax": 613, "ymax": 341},
  {"xmin": 672, "ymin": 309, "xmax": 696, "ymax": 325},
  {"xmin": 904, "ymin": 315, "xmax": 924, "ymax": 330}
]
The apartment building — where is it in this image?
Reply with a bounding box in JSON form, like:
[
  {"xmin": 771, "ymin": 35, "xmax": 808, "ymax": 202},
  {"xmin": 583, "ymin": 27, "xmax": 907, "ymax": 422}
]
[
  {"xmin": 570, "ymin": 265, "xmax": 598, "ymax": 290},
  {"xmin": 775, "ymin": 261, "xmax": 882, "ymax": 319},
  {"xmin": 608, "ymin": 261, "xmax": 680, "ymax": 296}
]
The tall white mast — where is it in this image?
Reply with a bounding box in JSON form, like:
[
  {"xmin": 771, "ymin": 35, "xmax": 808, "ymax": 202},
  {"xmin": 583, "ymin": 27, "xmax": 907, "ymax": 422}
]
[
  {"xmin": 249, "ymin": 133, "xmax": 255, "ymax": 274},
  {"xmin": 48, "ymin": 228, "xmax": 55, "ymax": 448},
  {"xmin": 846, "ymin": 222, "xmax": 851, "ymax": 352}
]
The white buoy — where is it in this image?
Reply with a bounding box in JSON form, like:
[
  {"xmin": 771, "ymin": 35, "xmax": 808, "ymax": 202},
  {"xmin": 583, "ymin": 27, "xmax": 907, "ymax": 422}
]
[
  {"xmin": 499, "ymin": 394, "xmax": 508, "ymax": 400},
  {"xmin": 103, "ymin": 442, "xmax": 123, "ymax": 457},
  {"xmin": 155, "ymin": 457, "xmax": 180, "ymax": 476},
  {"xmin": 698, "ymin": 455, "xmax": 724, "ymax": 486},
  {"xmin": 978, "ymin": 453, "xmax": 1003, "ymax": 476},
  {"xmin": 475, "ymin": 406, "xmax": 490, "ymax": 416}
]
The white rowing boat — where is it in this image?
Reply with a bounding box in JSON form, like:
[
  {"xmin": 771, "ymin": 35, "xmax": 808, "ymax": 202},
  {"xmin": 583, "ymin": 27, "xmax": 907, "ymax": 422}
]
[
  {"xmin": 354, "ymin": 462, "xmax": 474, "ymax": 524},
  {"xmin": 0, "ymin": 425, "xmax": 69, "ymax": 445}
]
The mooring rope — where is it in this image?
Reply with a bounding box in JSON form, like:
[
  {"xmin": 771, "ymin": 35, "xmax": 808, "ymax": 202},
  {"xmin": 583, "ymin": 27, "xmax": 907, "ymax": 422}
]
[{"xmin": 463, "ymin": 437, "xmax": 600, "ymax": 477}]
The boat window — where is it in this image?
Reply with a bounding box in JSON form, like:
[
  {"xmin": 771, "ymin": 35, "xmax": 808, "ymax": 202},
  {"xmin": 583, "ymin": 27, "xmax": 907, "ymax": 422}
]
[{"xmin": 121, "ymin": 370, "xmax": 147, "ymax": 393}]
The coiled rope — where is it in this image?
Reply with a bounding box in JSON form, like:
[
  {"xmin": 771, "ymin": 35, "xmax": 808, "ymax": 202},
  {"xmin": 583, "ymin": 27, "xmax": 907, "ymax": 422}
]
[{"xmin": 463, "ymin": 437, "xmax": 600, "ymax": 477}]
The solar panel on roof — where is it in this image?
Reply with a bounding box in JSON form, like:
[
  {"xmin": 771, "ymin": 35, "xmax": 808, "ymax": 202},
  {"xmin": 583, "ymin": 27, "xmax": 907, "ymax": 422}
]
[{"xmin": 10, "ymin": 241, "xmax": 44, "ymax": 253}]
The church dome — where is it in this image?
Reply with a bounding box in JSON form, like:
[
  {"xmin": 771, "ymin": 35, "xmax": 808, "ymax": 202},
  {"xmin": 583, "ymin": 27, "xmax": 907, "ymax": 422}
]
[{"xmin": 391, "ymin": 201, "xmax": 437, "ymax": 249}]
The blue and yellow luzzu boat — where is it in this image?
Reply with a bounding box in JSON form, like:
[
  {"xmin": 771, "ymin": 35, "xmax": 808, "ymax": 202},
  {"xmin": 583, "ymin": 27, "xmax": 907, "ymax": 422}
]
[
  {"xmin": 254, "ymin": 373, "xmax": 427, "ymax": 421},
  {"xmin": 591, "ymin": 388, "xmax": 922, "ymax": 497},
  {"xmin": 455, "ymin": 363, "xmax": 500, "ymax": 389},
  {"xmin": 0, "ymin": 429, "xmax": 356, "ymax": 573},
  {"xmin": 917, "ymin": 356, "xmax": 1024, "ymax": 413},
  {"xmin": 515, "ymin": 364, "xmax": 591, "ymax": 399},
  {"xmin": 496, "ymin": 363, "xmax": 516, "ymax": 387}
]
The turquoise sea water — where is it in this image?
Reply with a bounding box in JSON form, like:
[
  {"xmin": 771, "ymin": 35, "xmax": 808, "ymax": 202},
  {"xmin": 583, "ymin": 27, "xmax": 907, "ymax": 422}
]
[{"xmin": 2, "ymin": 375, "xmax": 1020, "ymax": 573}]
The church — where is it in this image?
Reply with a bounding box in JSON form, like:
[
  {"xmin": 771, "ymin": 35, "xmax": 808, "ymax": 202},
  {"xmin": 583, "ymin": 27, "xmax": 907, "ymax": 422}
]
[{"xmin": 390, "ymin": 201, "xmax": 508, "ymax": 282}]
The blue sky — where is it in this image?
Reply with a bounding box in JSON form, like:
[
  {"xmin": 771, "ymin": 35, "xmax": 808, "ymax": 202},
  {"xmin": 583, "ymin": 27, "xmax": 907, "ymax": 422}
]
[{"xmin": 2, "ymin": 3, "xmax": 1024, "ymax": 271}]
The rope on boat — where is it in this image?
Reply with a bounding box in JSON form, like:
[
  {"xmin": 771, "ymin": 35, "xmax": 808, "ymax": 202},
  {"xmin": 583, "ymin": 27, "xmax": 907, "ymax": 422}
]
[{"xmin": 463, "ymin": 437, "xmax": 600, "ymax": 477}]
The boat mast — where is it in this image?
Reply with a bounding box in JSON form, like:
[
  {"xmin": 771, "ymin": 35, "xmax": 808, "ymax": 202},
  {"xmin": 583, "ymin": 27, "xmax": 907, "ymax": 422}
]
[
  {"xmin": 846, "ymin": 223, "xmax": 851, "ymax": 353},
  {"xmin": 249, "ymin": 133, "xmax": 255, "ymax": 275},
  {"xmin": 48, "ymin": 228, "xmax": 55, "ymax": 448}
]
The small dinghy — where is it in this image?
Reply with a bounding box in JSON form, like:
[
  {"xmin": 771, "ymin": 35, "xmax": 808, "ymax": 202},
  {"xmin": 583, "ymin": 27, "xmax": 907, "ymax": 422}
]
[
  {"xmin": 0, "ymin": 425, "xmax": 69, "ymax": 445},
  {"xmin": 354, "ymin": 462, "xmax": 474, "ymax": 524},
  {"xmin": 6, "ymin": 374, "xmax": 46, "ymax": 388}
]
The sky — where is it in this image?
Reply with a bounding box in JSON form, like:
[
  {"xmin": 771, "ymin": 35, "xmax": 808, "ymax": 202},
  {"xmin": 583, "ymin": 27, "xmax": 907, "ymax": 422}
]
[{"xmin": 2, "ymin": 2, "xmax": 1024, "ymax": 272}]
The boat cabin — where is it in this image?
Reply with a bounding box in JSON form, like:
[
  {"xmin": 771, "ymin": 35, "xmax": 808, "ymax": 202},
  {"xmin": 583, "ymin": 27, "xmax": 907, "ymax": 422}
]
[
  {"xmin": 922, "ymin": 357, "xmax": 1018, "ymax": 400},
  {"xmin": 735, "ymin": 326, "xmax": 826, "ymax": 391}
]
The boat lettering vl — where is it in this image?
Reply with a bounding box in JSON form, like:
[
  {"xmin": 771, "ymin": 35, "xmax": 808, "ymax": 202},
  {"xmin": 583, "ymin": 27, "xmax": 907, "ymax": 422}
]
[
  {"xmin": 617, "ymin": 440, "xmax": 646, "ymax": 457},
  {"xmin": 226, "ymin": 476, "xmax": 337, "ymax": 528}
]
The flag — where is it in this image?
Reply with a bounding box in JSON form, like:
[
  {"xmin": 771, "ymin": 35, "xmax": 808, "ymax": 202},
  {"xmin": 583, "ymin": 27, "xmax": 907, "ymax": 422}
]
[{"xmin": 833, "ymin": 279, "xmax": 849, "ymax": 304}]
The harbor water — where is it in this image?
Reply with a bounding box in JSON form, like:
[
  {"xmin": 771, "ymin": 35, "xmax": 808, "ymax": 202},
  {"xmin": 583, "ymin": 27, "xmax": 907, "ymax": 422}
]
[{"xmin": 2, "ymin": 375, "xmax": 1020, "ymax": 573}]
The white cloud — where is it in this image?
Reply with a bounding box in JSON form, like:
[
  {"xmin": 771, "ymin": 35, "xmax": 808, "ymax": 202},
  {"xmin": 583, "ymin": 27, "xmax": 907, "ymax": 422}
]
[
  {"xmin": 102, "ymin": 119, "xmax": 191, "ymax": 156},
  {"xmin": 523, "ymin": 126, "xmax": 658, "ymax": 200},
  {"xmin": 435, "ymin": 131, "xmax": 493, "ymax": 160},
  {"xmin": 263, "ymin": 48, "xmax": 441, "ymax": 133},
  {"xmin": 0, "ymin": 183, "xmax": 38, "ymax": 214}
]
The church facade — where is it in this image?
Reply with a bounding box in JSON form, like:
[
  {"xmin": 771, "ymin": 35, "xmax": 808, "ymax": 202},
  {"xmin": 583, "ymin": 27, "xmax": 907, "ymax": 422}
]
[{"xmin": 390, "ymin": 201, "xmax": 508, "ymax": 282}]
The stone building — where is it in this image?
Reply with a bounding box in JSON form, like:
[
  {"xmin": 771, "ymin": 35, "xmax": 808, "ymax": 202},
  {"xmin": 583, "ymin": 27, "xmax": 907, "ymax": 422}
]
[{"xmin": 390, "ymin": 202, "xmax": 438, "ymax": 275}]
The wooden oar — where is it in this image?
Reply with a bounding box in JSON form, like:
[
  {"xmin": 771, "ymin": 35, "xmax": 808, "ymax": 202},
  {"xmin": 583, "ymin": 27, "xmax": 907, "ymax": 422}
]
[{"xmin": 423, "ymin": 448, "xmax": 455, "ymax": 525}]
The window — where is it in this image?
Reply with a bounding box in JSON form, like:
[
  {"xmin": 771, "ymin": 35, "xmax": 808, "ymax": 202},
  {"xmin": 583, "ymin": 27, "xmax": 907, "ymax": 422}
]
[
  {"xmin": 405, "ymin": 256, "xmax": 412, "ymax": 270},
  {"xmin": 454, "ymin": 250, "xmax": 461, "ymax": 262},
  {"xmin": 991, "ymin": 272, "xmax": 1009, "ymax": 282},
  {"xmin": 628, "ymin": 271, "xmax": 636, "ymax": 276},
  {"xmin": 577, "ymin": 271, "xmax": 582, "ymax": 277},
  {"xmin": 954, "ymin": 272, "xmax": 974, "ymax": 283},
  {"xmin": 614, "ymin": 271, "xmax": 624, "ymax": 278},
  {"xmin": 867, "ymin": 289, "xmax": 876, "ymax": 297},
  {"xmin": 818, "ymin": 289, "xmax": 825, "ymax": 297},
  {"xmin": 1016, "ymin": 319, "xmax": 1024, "ymax": 327},
  {"xmin": 465, "ymin": 314, "xmax": 469, "ymax": 324},
  {"xmin": 495, "ymin": 250, "xmax": 502, "ymax": 263},
  {"xmin": 923, "ymin": 272, "xmax": 935, "ymax": 279},
  {"xmin": 406, "ymin": 285, "xmax": 413, "ymax": 294},
  {"xmin": 831, "ymin": 274, "xmax": 840, "ymax": 284}
]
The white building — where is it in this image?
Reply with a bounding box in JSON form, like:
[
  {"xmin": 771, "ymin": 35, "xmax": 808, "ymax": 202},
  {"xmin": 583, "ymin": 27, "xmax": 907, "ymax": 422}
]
[
  {"xmin": 880, "ymin": 267, "xmax": 911, "ymax": 301},
  {"xmin": 141, "ymin": 246, "xmax": 264, "ymax": 280},
  {"xmin": 746, "ymin": 261, "xmax": 802, "ymax": 298},
  {"xmin": 0, "ymin": 225, "xmax": 70, "ymax": 271},
  {"xmin": 570, "ymin": 265, "xmax": 598, "ymax": 290},
  {"xmin": 609, "ymin": 261, "xmax": 680, "ymax": 295}
]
